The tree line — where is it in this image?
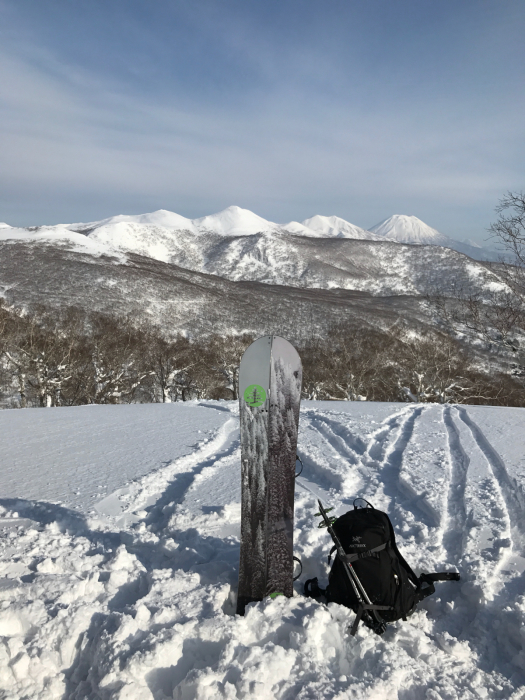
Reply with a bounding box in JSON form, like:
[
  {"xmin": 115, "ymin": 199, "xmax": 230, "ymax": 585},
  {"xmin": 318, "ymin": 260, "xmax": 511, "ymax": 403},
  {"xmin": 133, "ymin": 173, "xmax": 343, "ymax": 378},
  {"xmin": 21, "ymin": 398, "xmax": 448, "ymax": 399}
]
[{"xmin": 0, "ymin": 301, "xmax": 522, "ymax": 409}]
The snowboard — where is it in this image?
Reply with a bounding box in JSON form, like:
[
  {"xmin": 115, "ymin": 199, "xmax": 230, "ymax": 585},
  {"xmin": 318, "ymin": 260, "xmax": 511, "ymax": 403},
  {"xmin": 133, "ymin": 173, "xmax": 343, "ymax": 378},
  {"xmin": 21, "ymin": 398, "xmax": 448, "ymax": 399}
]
[{"xmin": 236, "ymin": 335, "xmax": 302, "ymax": 615}]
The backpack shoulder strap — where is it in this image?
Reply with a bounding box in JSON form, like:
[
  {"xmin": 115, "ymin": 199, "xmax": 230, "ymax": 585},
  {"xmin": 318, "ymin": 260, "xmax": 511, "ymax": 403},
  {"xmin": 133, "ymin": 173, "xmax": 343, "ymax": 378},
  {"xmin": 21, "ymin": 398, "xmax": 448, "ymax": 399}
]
[{"xmin": 384, "ymin": 515, "xmax": 420, "ymax": 587}]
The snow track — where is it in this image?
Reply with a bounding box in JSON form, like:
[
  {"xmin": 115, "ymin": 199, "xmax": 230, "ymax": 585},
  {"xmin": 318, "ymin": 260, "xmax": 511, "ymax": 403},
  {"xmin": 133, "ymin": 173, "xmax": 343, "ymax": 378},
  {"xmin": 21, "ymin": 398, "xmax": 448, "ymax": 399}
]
[
  {"xmin": 1, "ymin": 400, "xmax": 525, "ymax": 699},
  {"xmin": 443, "ymin": 406, "xmax": 470, "ymax": 562},
  {"xmin": 457, "ymin": 408, "xmax": 525, "ymax": 536}
]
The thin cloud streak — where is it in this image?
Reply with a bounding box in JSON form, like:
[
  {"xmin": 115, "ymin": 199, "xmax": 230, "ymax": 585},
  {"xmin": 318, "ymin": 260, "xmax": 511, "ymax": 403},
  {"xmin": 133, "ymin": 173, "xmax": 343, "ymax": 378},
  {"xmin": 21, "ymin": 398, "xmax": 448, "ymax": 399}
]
[{"xmin": 1, "ymin": 1, "xmax": 524, "ymax": 240}]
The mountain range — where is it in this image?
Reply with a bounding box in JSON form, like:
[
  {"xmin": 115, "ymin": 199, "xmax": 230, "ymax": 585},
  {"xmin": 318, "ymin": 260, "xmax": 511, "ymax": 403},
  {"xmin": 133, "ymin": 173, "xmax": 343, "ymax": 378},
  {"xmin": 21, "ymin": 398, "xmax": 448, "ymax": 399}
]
[
  {"xmin": 0, "ymin": 206, "xmax": 501, "ymax": 261},
  {"xmin": 0, "ymin": 206, "xmax": 509, "ymax": 339}
]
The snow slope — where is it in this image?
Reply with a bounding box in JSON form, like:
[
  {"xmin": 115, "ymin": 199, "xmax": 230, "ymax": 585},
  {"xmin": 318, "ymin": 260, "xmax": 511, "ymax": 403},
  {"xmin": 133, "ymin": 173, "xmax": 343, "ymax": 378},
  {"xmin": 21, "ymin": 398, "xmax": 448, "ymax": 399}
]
[
  {"xmin": 0, "ymin": 404, "xmax": 227, "ymax": 515},
  {"xmin": 0, "ymin": 225, "xmax": 126, "ymax": 260},
  {"xmin": 297, "ymin": 215, "xmax": 381, "ymax": 240},
  {"xmin": 1, "ymin": 400, "xmax": 525, "ymax": 699}
]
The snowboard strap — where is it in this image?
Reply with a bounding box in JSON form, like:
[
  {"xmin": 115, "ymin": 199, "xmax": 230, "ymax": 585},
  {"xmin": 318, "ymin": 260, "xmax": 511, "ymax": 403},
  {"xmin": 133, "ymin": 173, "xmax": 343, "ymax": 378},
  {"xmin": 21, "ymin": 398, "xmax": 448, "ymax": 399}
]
[
  {"xmin": 415, "ymin": 572, "xmax": 461, "ymax": 602},
  {"xmin": 421, "ymin": 572, "xmax": 461, "ymax": 582},
  {"xmin": 293, "ymin": 556, "xmax": 303, "ymax": 582},
  {"xmin": 304, "ymin": 577, "xmax": 326, "ymax": 599}
]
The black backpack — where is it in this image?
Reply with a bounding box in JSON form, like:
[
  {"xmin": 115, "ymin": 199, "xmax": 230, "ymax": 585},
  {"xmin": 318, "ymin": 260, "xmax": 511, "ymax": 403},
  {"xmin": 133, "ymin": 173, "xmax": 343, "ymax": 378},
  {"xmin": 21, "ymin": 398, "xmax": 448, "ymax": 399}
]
[{"xmin": 305, "ymin": 500, "xmax": 460, "ymax": 636}]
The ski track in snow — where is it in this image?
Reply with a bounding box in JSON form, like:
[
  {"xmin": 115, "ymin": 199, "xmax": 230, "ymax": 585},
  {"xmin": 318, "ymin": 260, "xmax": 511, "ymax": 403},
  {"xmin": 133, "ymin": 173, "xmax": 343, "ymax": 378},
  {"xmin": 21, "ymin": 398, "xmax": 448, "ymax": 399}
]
[
  {"xmin": 1, "ymin": 401, "xmax": 525, "ymax": 699},
  {"xmin": 443, "ymin": 405, "xmax": 471, "ymax": 563}
]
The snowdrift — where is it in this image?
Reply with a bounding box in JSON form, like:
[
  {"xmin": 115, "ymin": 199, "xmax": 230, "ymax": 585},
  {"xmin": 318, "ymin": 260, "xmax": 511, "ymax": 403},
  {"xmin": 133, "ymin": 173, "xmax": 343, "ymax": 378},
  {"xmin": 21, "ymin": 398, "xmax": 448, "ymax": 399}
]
[{"xmin": 1, "ymin": 401, "xmax": 524, "ymax": 699}]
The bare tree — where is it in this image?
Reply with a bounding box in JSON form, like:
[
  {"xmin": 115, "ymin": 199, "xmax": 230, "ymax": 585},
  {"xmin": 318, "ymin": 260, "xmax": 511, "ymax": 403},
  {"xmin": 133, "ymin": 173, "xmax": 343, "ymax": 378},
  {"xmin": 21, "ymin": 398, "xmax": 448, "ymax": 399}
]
[
  {"xmin": 300, "ymin": 335, "xmax": 331, "ymax": 400},
  {"xmin": 87, "ymin": 314, "xmax": 151, "ymax": 404},
  {"xmin": 489, "ymin": 191, "xmax": 525, "ymax": 270},
  {"xmin": 0, "ymin": 308, "xmax": 81, "ymax": 408},
  {"xmin": 394, "ymin": 332, "xmax": 467, "ymax": 403},
  {"xmin": 428, "ymin": 286, "xmax": 524, "ymax": 357},
  {"xmin": 322, "ymin": 328, "xmax": 390, "ymax": 401},
  {"xmin": 423, "ymin": 194, "xmax": 525, "ymax": 388},
  {"xmin": 1, "ymin": 302, "xmax": 522, "ymax": 410},
  {"xmin": 204, "ymin": 334, "xmax": 254, "ymax": 400},
  {"xmin": 144, "ymin": 334, "xmax": 197, "ymax": 402}
]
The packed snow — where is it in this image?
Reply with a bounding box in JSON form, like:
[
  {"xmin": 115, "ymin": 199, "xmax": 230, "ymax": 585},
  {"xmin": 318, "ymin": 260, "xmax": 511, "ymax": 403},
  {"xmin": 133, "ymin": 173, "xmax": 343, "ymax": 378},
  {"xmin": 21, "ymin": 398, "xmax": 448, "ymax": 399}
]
[{"xmin": 1, "ymin": 400, "xmax": 525, "ymax": 699}]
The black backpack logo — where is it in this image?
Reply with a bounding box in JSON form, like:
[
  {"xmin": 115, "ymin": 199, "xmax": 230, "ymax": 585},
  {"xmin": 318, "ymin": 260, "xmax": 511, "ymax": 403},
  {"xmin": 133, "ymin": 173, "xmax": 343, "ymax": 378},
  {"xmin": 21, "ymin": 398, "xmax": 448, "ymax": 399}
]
[{"xmin": 305, "ymin": 499, "xmax": 460, "ymax": 636}]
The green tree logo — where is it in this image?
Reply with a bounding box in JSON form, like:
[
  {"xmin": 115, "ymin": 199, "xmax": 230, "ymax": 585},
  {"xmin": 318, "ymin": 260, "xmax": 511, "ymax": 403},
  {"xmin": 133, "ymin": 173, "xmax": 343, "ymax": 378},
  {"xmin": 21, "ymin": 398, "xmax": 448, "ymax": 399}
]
[{"xmin": 244, "ymin": 384, "xmax": 266, "ymax": 407}]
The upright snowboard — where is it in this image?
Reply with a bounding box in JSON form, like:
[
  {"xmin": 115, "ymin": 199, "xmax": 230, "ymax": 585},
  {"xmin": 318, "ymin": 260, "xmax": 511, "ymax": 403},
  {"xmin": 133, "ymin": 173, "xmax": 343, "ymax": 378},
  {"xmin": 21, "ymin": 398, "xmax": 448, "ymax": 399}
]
[{"xmin": 236, "ymin": 336, "xmax": 302, "ymax": 615}]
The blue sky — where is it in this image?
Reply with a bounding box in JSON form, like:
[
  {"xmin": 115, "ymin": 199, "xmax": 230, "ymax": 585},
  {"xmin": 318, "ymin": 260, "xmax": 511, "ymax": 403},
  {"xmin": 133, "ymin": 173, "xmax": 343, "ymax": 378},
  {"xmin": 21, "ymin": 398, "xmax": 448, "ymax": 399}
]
[{"xmin": 1, "ymin": 0, "xmax": 524, "ymax": 241}]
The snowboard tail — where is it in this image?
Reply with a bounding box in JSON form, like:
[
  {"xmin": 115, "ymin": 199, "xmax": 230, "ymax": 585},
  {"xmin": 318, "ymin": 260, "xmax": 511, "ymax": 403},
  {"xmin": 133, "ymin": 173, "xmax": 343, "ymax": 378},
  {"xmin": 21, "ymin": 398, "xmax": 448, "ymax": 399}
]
[{"xmin": 237, "ymin": 336, "xmax": 302, "ymax": 615}]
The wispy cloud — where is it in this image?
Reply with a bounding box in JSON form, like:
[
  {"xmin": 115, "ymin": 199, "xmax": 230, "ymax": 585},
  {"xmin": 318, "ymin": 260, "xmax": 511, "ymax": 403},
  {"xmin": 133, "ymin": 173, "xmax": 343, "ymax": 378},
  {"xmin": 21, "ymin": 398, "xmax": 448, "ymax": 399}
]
[{"xmin": 1, "ymin": 0, "xmax": 524, "ymax": 240}]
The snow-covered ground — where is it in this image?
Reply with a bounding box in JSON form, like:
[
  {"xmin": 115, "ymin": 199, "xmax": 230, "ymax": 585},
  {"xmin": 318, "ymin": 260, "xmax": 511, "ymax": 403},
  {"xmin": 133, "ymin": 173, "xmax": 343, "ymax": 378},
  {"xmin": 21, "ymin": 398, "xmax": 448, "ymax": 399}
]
[{"xmin": 1, "ymin": 401, "xmax": 524, "ymax": 699}]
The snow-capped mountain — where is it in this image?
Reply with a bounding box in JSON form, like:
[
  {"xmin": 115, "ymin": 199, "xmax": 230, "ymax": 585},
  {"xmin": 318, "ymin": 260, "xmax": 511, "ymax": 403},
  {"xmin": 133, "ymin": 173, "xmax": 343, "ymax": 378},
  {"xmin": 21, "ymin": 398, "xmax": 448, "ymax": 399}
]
[
  {"xmin": 370, "ymin": 215, "xmax": 448, "ymax": 245},
  {"xmin": 369, "ymin": 214, "xmax": 501, "ymax": 261},
  {"xmin": 193, "ymin": 206, "xmax": 281, "ymax": 236},
  {"xmin": 0, "ymin": 207, "xmax": 391, "ymax": 276},
  {"xmin": 299, "ymin": 215, "xmax": 382, "ymax": 240},
  {"xmin": 70, "ymin": 206, "xmax": 279, "ymax": 239},
  {"xmin": 72, "ymin": 205, "xmax": 378, "ymax": 240},
  {"xmin": 2, "ymin": 211, "xmax": 506, "ymax": 296},
  {"xmin": 2, "ymin": 207, "xmax": 502, "ymax": 263},
  {"xmin": 0, "ymin": 203, "xmax": 513, "ymax": 340},
  {"xmin": 74, "ymin": 209, "xmax": 197, "ymax": 233},
  {"xmin": 0, "ymin": 206, "xmax": 509, "ymax": 308}
]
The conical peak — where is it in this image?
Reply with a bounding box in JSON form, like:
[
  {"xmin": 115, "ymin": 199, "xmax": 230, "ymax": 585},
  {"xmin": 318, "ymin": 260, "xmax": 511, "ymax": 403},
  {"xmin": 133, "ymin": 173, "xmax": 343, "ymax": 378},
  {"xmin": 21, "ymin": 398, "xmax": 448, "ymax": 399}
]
[{"xmin": 369, "ymin": 214, "xmax": 447, "ymax": 244}]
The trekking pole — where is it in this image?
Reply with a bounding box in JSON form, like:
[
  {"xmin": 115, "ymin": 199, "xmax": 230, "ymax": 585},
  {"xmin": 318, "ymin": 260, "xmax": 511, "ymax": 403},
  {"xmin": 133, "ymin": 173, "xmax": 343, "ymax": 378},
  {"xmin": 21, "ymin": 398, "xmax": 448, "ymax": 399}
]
[{"xmin": 317, "ymin": 500, "xmax": 387, "ymax": 635}]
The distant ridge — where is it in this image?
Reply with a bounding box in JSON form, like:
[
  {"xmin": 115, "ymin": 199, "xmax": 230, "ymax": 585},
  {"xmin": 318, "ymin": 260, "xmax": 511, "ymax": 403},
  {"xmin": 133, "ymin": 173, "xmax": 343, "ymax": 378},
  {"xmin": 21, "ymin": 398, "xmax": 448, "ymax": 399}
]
[
  {"xmin": 71, "ymin": 206, "xmax": 371, "ymax": 240},
  {"xmin": 300, "ymin": 215, "xmax": 382, "ymax": 240},
  {"xmin": 1, "ymin": 206, "xmax": 502, "ymax": 262}
]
